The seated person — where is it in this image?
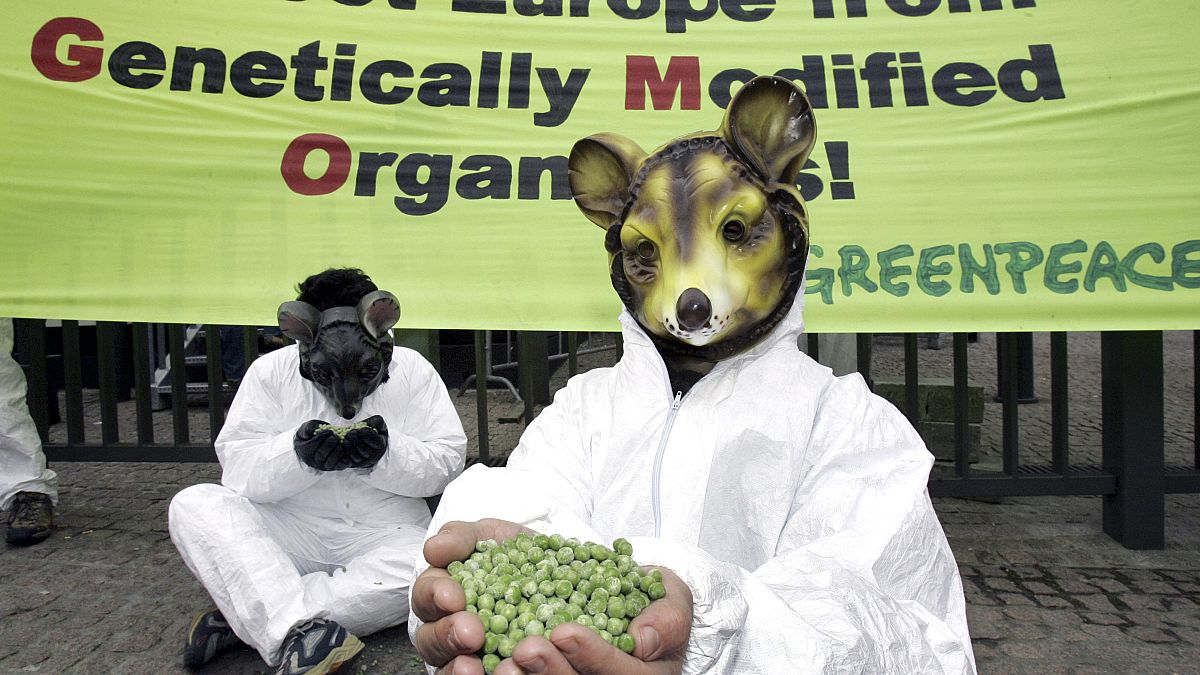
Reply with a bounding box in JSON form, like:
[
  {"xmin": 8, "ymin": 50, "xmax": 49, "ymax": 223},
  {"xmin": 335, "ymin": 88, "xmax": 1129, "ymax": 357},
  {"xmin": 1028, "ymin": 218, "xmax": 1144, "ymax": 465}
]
[
  {"xmin": 169, "ymin": 268, "xmax": 467, "ymax": 675},
  {"xmin": 409, "ymin": 78, "xmax": 975, "ymax": 674}
]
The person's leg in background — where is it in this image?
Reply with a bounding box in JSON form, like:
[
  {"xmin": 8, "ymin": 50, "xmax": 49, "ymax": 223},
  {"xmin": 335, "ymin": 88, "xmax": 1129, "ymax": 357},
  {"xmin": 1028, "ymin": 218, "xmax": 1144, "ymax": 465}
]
[{"xmin": 0, "ymin": 318, "xmax": 57, "ymax": 546}]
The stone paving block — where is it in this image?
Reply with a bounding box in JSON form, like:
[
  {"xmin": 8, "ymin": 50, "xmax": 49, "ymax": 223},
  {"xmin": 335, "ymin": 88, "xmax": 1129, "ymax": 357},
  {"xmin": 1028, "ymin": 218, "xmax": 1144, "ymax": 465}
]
[
  {"xmin": 1022, "ymin": 581, "xmax": 1057, "ymax": 595},
  {"xmin": 1075, "ymin": 594, "xmax": 1122, "ymax": 613},
  {"xmin": 1036, "ymin": 595, "xmax": 1074, "ymax": 609},
  {"xmin": 1124, "ymin": 625, "xmax": 1181, "ymax": 644},
  {"xmin": 1079, "ymin": 611, "xmax": 1127, "ymax": 626},
  {"xmin": 999, "ymin": 592, "xmax": 1037, "ymax": 606}
]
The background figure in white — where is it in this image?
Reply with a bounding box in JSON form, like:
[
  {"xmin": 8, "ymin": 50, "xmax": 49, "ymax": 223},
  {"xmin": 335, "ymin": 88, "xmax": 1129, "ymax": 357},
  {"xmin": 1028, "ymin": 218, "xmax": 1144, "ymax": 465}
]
[
  {"xmin": 0, "ymin": 317, "xmax": 57, "ymax": 546},
  {"xmin": 168, "ymin": 269, "xmax": 467, "ymax": 675}
]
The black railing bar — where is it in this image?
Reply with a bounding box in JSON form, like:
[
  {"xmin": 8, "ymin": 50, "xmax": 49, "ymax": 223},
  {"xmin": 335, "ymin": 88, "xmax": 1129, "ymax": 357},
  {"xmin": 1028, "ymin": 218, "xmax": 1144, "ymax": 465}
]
[
  {"xmin": 953, "ymin": 332, "xmax": 970, "ymax": 478},
  {"xmin": 474, "ymin": 330, "xmax": 490, "ymax": 461},
  {"xmin": 904, "ymin": 333, "xmax": 919, "ymax": 426},
  {"xmin": 131, "ymin": 323, "xmax": 155, "ymax": 444},
  {"xmin": 807, "ymin": 333, "xmax": 820, "ymax": 363},
  {"xmin": 16, "ymin": 319, "xmax": 50, "ymax": 441},
  {"xmin": 205, "ymin": 324, "xmax": 225, "ymax": 442},
  {"xmin": 929, "ymin": 474, "xmax": 1116, "ymax": 498},
  {"xmin": 1051, "ymin": 331, "xmax": 1070, "ymax": 476},
  {"xmin": 168, "ymin": 323, "xmax": 189, "ymax": 445},
  {"xmin": 1194, "ymin": 330, "xmax": 1198, "ymax": 471},
  {"xmin": 62, "ymin": 320, "xmax": 85, "ymax": 444},
  {"xmin": 856, "ymin": 332, "xmax": 873, "ymax": 389},
  {"xmin": 243, "ymin": 325, "xmax": 260, "ymax": 364},
  {"xmin": 1001, "ymin": 332, "xmax": 1020, "ymax": 476},
  {"xmin": 95, "ymin": 322, "xmax": 119, "ymax": 446},
  {"xmin": 44, "ymin": 444, "xmax": 217, "ymax": 463},
  {"xmin": 567, "ymin": 332, "xmax": 579, "ymax": 377}
]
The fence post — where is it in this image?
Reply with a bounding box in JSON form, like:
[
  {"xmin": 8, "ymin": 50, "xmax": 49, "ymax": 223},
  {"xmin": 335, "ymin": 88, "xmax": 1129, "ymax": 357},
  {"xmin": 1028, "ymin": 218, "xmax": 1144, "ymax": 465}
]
[
  {"xmin": 517, "ymin": 331, "xmax": 551, "ymax": 424},
  {"xmin": 1101, "ymin": 331, "xmax": 1164, "ymax": 549}
]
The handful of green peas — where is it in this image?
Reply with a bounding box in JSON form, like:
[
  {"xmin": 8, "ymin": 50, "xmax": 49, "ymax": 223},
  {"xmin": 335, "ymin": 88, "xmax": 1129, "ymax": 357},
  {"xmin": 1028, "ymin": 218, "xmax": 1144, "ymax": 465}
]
[{"xmin": 447, "ymin": 533, "xmax": 667, "ymax": 674}]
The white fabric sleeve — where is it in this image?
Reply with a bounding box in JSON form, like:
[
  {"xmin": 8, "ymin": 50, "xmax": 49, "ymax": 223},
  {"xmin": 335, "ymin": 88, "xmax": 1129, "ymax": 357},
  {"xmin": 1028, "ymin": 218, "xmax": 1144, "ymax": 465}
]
[
  {"xmin": 216, "ymin": 358, "xmax": 320, "ymax": 503},
  {"xmin": 629, "ymin": 380, "xmax": 975, "ymax": 674},
  {"xmin": 357, "ymin": 356, "xmax": 468, "ymax": 498}
]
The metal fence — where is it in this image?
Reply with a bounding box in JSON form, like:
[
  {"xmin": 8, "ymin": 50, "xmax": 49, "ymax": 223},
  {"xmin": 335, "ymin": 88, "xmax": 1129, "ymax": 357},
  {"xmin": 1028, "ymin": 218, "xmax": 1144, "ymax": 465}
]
[{"xmin": 11, "ymin": 320, "xmax": 1199, "ymax": 550}]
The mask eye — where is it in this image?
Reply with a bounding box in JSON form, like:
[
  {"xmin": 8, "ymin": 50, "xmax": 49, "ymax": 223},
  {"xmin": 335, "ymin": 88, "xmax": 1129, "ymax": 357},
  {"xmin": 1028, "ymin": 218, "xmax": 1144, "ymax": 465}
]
[
  {"xmin": 722, "ymin": 220, "xmax": 747, "ymax": 243},
  {"xmin": 634, "ymin": 239, "xmax": 657, "ymax": 263},
  {"xmin": 359, "ymin": 362, "xmax": 380, "ymax": 380}
]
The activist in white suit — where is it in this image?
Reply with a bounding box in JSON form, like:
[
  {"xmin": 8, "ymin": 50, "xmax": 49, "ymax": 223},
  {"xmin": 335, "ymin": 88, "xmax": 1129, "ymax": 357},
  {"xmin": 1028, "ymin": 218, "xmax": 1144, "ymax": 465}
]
[
  {"xmin": 408, "ymin": 77, "xmax": 975, "ymax": 674},
  {"xmin": 168, "ymin": 268, "xmax": 466, "ymax": 675}
]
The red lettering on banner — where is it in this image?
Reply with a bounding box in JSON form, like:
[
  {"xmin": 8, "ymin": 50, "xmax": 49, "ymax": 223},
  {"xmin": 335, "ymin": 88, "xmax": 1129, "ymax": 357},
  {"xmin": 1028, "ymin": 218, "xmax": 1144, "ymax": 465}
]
[
  {"xmin": 31, "ymin": 17, "xmax": 104, "ymax": 82},
  {"xmin": 281, "ymin": 134, "xmax": 352, "ymax": 196},
  {"xmin": 625, "ymin": 55, "xmax": 701, "ymax": 110}
]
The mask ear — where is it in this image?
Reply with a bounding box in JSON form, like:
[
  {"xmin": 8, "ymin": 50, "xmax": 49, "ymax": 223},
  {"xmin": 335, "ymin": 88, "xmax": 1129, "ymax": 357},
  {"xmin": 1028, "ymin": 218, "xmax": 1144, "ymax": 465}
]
[
  {"xmin": 277, "ymin": 301, "xmax": 320, "ymax": 347},
  {"xmin": 721, "ymin": 76, "xmax": 816, "ymax": 186},
  {"xmin": 568, "ymin": 133, "xmax": 647, "ymax": 230},
  {"xmin": 357, "ymin": 290, "xmax": 401, "ymax": 339}
]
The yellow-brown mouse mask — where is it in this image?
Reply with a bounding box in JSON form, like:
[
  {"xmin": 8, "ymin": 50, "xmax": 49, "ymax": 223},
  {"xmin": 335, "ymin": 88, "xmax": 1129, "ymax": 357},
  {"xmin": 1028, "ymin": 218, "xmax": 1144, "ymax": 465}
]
[{"xmin": 568, "ymin": 76, "xmax": 815, "ymax": 361}]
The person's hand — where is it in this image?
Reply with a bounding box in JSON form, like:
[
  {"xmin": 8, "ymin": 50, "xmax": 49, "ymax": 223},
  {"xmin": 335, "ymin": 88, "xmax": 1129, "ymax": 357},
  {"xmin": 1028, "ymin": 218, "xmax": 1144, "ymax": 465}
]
[
  {"xmin": 293, "ymin": 419, "xmax": 342, "ymax": 471},
  {"xmin": 496, "ymin": 567, "xmax": 692, "ymax": 675},
  {"xmin": 412, "ymin": 519, "xmax": 534, "ymax": 672},
  {"xmin": 343, "ymin": 415, "xmax": 388, "ymax": 469}
]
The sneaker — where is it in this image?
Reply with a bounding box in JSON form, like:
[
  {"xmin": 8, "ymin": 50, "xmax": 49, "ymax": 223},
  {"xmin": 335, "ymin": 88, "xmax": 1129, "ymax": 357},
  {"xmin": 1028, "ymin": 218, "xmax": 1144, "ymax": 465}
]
[
  {"xmin": 183, "ymin": 608, "xmax": 242, "ymax": 670},
  {"xmin": 275, "ymin": 619, "xmax": 364, "ymax": 675},
  {"xmin": 5, "ymin": 491, "xmax": 53, "ymax": 546}
]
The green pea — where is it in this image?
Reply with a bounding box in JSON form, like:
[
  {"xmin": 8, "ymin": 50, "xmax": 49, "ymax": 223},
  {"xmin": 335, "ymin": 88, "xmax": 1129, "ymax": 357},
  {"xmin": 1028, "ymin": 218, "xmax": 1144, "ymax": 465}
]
[
  {"xmin": 607, "ymin": 596, "xmax": 626, "ymax": 619},
  {"xmin": 448, "ymin": 560, "xmax": 465, "ymax": 575},
  {"xmin": 651, "ymin": 570, "xmax": 663, "ymax": 582},
  {"xmin": 499, "ymin": 603, "xmax": 518, "ymax": 621},
  {"xmin": 529, "ymin": 592, "xmax": 548, "ymax": 607},
  {"xmin": 648, "ymin": 582, "xmax": 666, "ymax": 600},
  {"xmin": 538, "ymin": 580, "xmax": 556, "ymax": 597},
  {"xmin": 527, "ymin": 547, "xmax": 545, "ymax": 564},
  {"xmin": 576, "ymin": 579, "xmax": 594, "ymax": 597},
  {"xmin": 606, "ymin": 617, "xmax": 623, "ymax": 635},
  {"xmin": 563, "ymin": 604, "xmax": 582, "ymax": 620},
  {"xmin": 590, "ymin": 544, "xmax": 611, "ymax": 561},
  {"xmin": 508, "ymin": 628, "xmax": 526, "ymax": 643},
  {"xmin": 590, "ymin": 588, "xmax": 609, "ymax": 604},
  {"xmin": 482, "ymin": 653, "xmax": 500, "ymax": 674},
  {"xmin": 504, "ymin": 585, "xmax": 522, "ymax": 605},
  {"xmin": 572, "ymin": 545, "xmax": 591, "ymax": 562},
  {"xmin": 477, "ymin": 608, "xmax": 493, "ymax": 624},
  {"xmin": 616, "ymin": 633, "xmax": 636, "ymax": 654},
  {"xmin": 593, "ymin": 612, "xmax": 608, "ymax": 627},
  {"xmin": 598, "ymin": 629, "xmax": 613, "ymax": 644},
  {"xmin": 555, "ymin": 580, "xmax": 573, "ymax": 598},
  {"xmin": 569, "ymin": 591, "xmax": 587, "ymax": 607},
  {"xmin": 477, "ymin": 593, "xmax": 495, "ymax": 611},
  {"xmin": 492, "ymin": 552, "xmax": 510, "ymax": 566},
  {"xmin": 556, "ymin": 548, "xmax": 575, "ymax": 565},
  {"xmin": 575, "ymin": 614, "xmax": 593, "ymax": 628},
  {"xmin": 516, "ymin": 611, "xmax": 534, "ymax": 627},
  {"xmin": 525, "ymin": 619, "xmax": 545, "ymax": 636},
  {"xmin": 483, "ymin": 632, "xmax": 499, "ymax": 654},
  {"xmin": 639, "ymin": 575, "xmax": 655, "ymax": 593},
  {"xmin": 509, "ymin": 550, "xmax": 528, "ymax": 567},
  {"xmin": 497, "ymin": 635, "xmax": 515, "ymax": 659},
  {"xmin": 465, "ymin": 605, "xmax": 478, "ymax": 615},
  {"xmin": 489, "ymin": 614, "xmax": 509, "ymax": 634},
  {"xmin": 476, "ymin": 539, "xmax": 494, "ymax": 553},
  {"xmin": 534, "ymin": 535, "xmax": 550, "ymax": 549},
  {"xmin": 514, "ymin": 534, "xmax": 533, "ymax": 551},
  {"xmin": 605, "ymin": 577, "xmax": 622, "ymax": 595},
  {"xmin": 616, "ymin": 555, "xmax": 632, "ymax": 574},
  {"xmin": 535, "ymin": 604, "xmax": 555, "ymax": 623},
  {"xmin": 464, "ymin": 588, "xmax": 478, "ymax": 606},
  {"xmin": 613, "ymin": 538, "xmax": 633, "ymax": 556},
  {"xmin": 548, "ymin": 534, "xmax": 565, "ymax": 550}
]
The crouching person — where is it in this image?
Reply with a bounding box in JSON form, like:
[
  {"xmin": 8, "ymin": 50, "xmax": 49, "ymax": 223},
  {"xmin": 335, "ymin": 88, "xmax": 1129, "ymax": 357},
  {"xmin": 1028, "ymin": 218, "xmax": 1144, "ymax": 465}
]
[{"xmin": 169, "ymin": 268, "xmax": 467, "ymax": 674}]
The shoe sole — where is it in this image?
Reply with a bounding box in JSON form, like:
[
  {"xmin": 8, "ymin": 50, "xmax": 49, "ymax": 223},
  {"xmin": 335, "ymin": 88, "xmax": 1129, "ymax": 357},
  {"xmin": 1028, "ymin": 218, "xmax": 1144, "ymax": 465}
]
[
  {"xmin": 308, "ymin": 634, "xmax": 364, "ymax": 675},
  {"xmin": 5, "ymin": 527, "xmax": 51, "ymax": 546}
]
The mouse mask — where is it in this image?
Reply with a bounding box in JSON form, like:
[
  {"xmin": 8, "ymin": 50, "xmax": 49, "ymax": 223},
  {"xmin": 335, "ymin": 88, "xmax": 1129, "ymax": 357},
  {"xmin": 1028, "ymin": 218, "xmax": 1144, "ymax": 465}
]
[
  {"xmin": 568, "ymin": 76, "xmax": 815, "ymax": 361},
  {"xmin": 276, "ymin": 290, "xmax": 400, "ymax": 420}
]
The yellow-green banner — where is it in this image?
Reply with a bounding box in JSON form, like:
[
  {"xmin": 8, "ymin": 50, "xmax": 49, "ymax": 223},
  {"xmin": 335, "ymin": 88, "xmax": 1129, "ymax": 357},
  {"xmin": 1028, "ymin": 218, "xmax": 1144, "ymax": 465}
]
[{"xmin": 1, "ymin": 1, "xmax": 1197, "ymax": 331}]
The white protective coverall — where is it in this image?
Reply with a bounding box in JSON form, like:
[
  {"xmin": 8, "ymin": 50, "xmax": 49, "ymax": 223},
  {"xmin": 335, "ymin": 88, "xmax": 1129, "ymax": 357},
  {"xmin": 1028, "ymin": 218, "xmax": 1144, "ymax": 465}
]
[
  {"xmin": 0, "ymin": 318, "xmax": 57, "ymax": 510},
  {"xmin": 170, "ymin": 344, "xmax": 467, "ymax": 665},
  {"xmin": 411, "ymin": 297, "xmax": 976, "ymax": 674}
]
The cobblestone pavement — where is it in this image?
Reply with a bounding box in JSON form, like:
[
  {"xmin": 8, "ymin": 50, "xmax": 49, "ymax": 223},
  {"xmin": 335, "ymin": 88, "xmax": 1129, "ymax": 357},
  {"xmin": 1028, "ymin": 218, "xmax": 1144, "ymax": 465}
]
[{"xmin": 2, "ymin": 331, "xmax": 1197, "ymax": 674}]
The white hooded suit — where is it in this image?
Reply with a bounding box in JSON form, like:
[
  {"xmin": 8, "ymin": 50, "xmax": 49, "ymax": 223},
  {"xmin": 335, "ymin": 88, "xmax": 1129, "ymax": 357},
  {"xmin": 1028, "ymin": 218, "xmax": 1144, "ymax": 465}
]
[
  {"xmin": 170, "ymin": 344, "xmax": 466, "ymax": 664},
  {"xmin": 0, "ymin": 318, "xmax": 57, "ymax": 510},
  {"xmin": 412, "ymin": 298, "xmax": 975, "ymax": 674}
]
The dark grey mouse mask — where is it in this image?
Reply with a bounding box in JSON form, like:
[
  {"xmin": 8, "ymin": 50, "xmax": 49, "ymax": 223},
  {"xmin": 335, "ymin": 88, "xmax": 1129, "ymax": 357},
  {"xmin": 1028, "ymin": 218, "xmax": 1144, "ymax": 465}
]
[{"xmin": 276, "ymin": 291, "xmax": 401, "ymax": 420}]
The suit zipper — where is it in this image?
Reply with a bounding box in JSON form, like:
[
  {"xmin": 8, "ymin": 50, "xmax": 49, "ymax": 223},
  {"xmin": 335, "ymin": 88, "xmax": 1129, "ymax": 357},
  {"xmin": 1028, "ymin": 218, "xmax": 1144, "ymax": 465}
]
[{"xmin": 652, "ymin": 391, "xmax": 684, "ymax": 538}]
